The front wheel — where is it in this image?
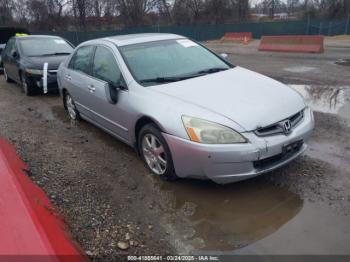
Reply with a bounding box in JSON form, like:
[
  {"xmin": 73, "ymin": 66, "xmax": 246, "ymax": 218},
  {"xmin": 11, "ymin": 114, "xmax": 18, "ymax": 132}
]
[
  {"xmin": 4, "ymin": 68, "xmax": 14, "ymax": 83},
  {"xmin": 21, "ymin": 72, "xmax": 35, "ymax": 96},
  {"xmin": 138, "ymin": 124, "xmax": 177, "ymax": 181}
]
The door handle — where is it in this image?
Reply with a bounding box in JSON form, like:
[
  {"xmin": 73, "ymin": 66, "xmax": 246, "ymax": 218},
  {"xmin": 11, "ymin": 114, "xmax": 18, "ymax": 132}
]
[
  {"xmin": 88, "ymin": 85, "xmax": 96, "ymax": 92},
  {"xmin": 65, "ymin": 74, "xmax": 71, "ymax": 80}
]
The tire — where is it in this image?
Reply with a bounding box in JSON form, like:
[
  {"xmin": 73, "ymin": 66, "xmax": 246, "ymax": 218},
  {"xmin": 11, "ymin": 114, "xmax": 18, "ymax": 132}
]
[
  {"xmin": 4, "ymin": 68, "xmax": 14, "ymax": 83},
  {"xmin": 138, "ymin": 124, "xmax": 177, "ymax": 181},
  {"xmin": 64, "ymin": 92, "xmax": 80, "ymax": 121},
  {"xmin": 21, "ymin": 72, "xmax": 36, "ymax": 96}
]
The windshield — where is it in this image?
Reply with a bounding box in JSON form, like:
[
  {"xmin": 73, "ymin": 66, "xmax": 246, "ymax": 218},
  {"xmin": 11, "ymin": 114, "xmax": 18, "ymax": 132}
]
[
  {"xmin": 19, "ymin": 38, "xmax": 73, "ymax": 57},
  {"xmin": 119, "ymin": 39, "xmax": 232, "ymax": 86}
]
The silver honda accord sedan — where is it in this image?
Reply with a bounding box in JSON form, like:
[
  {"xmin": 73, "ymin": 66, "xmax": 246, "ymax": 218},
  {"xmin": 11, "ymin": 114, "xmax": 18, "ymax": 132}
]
[{"xmin": 57, "ymin": 33, "xmax": 314, "ymax": 184}]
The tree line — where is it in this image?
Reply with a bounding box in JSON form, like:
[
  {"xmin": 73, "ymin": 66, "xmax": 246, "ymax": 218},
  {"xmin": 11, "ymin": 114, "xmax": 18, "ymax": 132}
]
[{"xmin": 0, "ymin": 0, "xmax": 349, "ymax": 31}]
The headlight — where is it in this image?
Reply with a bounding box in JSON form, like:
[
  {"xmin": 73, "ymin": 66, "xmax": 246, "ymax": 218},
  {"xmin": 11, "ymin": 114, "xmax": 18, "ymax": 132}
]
[
  {"xmin": 25, "ymin": 68, "xmax": 43, "ymax": 75},
  {"xmin": 182, "ymin": 116, "xmax": 246, "ymax": 144}
]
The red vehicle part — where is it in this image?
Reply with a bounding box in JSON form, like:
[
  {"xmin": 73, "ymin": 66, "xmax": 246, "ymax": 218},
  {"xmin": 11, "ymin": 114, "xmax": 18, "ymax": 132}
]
[{"xmin": 0, "ymin": 138, "xmax": 86, "ymax": 261}]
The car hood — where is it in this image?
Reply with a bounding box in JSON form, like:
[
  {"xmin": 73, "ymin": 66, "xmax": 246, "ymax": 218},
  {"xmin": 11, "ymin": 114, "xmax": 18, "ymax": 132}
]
[
  {"xmin": 149, "ymin": 67, "xmax": 306, "ymax": 131},
  {"xmin": 24, "ymin": 55, "xmax": 69, "ymax": 70}
]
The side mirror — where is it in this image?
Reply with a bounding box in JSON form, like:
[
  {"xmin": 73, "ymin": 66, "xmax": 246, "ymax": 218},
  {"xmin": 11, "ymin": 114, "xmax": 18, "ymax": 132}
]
[
  {"xmin": 220, "ymin": 53, "xmax": 228, "ymax": 59},
  {"xmin": 11, "ymin": 50, "xmax": 18, "ymax": 58},
  {"xmin": 105, "ymin": 82, "xmax": 119, "ymax": 104}
]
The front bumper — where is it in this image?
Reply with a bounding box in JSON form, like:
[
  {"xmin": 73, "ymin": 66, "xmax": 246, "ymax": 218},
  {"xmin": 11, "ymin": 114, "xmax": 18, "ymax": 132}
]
[
  {"xmin": 26, "ymin": 72, "xmax": 58, "ymax": 92},
  {"xmin": 163, "ymin": 107, "xmax": 314, "ymax": 184}
]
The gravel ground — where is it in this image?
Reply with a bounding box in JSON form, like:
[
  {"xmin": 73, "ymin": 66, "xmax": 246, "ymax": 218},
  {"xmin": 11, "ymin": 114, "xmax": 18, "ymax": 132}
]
[
  {"xmin": 0, "ymin": 79, "xmax": 175, "ymax": 261},
  {"xmin": 0, "ymin": 42, "xmax": 349, "ymax": 258}
]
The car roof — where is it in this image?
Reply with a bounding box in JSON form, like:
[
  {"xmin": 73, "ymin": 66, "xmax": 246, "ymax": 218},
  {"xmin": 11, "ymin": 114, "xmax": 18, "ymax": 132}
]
[
  {"xmin": 102, "ymin": 33, "xmax": 185, "ymax": 46},
  {"xmin": 14, "ymin": 35, "xmax": 63, "ymax": 41}
]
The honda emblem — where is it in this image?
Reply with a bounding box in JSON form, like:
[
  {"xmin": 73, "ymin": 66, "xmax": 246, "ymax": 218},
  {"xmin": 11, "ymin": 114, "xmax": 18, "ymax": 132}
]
[{"xmin": 282, "ymin": 120, "xmax": 292, "ymax": 135}]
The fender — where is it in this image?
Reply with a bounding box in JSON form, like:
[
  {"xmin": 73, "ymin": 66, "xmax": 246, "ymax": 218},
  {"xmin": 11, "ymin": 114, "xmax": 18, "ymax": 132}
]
[{"xmin": 0, "ymin": 138, "xmax": 86, "ymax": 259}]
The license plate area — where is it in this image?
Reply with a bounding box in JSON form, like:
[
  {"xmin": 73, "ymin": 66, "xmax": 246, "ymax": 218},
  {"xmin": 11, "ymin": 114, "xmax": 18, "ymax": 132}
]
[{"xmin": 283, "ymin": 140, "xmax": 303, "ymax": 155}]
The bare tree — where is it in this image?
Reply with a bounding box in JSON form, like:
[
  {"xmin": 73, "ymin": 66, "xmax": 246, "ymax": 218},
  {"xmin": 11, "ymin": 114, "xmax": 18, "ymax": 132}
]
[
  {"xmin": 13, "ymin": 0, "xmax": 29, "ymax": 25},
  {"xmin": 157, "ymin": 0, "xmax": 172, "ymax": 23},
  {"xmin": 0, "ymin": 0, "xmax": 14, "ymax": 26},
  {"xmin": 186, "ymin": 0, "xmax": 204, "ymax": 23},
  {"xmin": 27, "ymin": 0, "xmax": 50, "ymax": 30},
  {"xmin": 2, "ymin": 0, "xmax": 350, "ymax": 32},
  {"xmin": 116, "ymin": 0, "xmax": 158, "ymax": 26},
  {"xmin": 237, "ymin": 0, "xmax": 249, "ymax": 21},
  {"xmin": 204, "ymin": 0, "xmax": 231, "ymax": 24},
  {"xmin": 71, "ymin": 0, "xmax": 91, "ymax": 30},
  {"xmin": 45, "ymin": 0, "xmax": 68, "ymax": 29}
]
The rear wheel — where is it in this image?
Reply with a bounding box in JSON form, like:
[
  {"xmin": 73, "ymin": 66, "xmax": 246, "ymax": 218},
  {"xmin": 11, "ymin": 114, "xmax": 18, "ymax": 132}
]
[
  {"xmin": 21, "ymin": 72, "xmax": 35, "ymax": 96},
  {"xmin": 65, "ymin": 92, "xmax": 80, "ymax": 121},
  {"xmin": 138, "ymin": 124, "xmax": 177, "ymax": 181},
  {"xmin": 4, "ymin": 68, "xmax": 14, "ymax": 83}
]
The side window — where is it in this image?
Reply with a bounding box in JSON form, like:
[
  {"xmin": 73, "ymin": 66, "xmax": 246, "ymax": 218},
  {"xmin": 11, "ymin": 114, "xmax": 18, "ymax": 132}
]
[
  {"xmin": 69, "ymin": 45, "xmax": 94, "ymax": 74},
  {"xmin": 92, "ymin": 46, "xmax": 121, "ymax": 87},
  {"xmin": 4, "ymin": 39, "xmax": 15, "ymax": 56}
]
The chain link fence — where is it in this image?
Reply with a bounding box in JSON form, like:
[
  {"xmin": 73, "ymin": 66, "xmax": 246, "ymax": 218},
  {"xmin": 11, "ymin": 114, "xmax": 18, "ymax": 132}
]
[{"xmin": 36, "ymin": 18, "xmax": 350, "ymax": 45}]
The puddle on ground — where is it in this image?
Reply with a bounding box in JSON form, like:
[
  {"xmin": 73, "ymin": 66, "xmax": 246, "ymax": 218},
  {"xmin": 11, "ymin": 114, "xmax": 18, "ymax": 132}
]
[
  {"xmin": 157, "ymin": 178, "xmax": 350, "ymax": 255},
  {"xmin": 157, "ymin": 178, "xmax": 303, "ymax": 252},
  {"xmin": 289, "ymin": 85, "xmax": 350, "ymax": 119},
  {"xmin": 335, "ymin": 59, "xmax": 350, "ymax": 66},
  {"xmin": 284, "ymin": 66, "xmax": 319, "ymax": 73},
  {"xmin": 233, "ymin": 201, "xmax": 350, "ymax": 255}
]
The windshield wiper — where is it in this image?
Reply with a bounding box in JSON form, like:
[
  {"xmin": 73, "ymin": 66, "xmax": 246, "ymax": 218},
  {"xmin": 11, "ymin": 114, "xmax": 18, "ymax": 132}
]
[
  {"xmin": 196, "ymin": 67, "xmax": 229, "ymax": 75},
  {"xmin": 139, "ymin": 68, "xmax": 229, "ymax": 85},
  {"xmin": 34, "ymin": 52, "xmax": 71, "ymax": 57},
  {"xmin": 140, "ymin": 76, "xmax": 191, "ymax": 84}
]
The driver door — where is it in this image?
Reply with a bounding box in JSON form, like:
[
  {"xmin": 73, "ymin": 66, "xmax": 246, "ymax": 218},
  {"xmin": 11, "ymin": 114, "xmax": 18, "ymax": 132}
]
[{"xmin": 87, "ymin": 45, "xmax": 130, "ymax": 142}]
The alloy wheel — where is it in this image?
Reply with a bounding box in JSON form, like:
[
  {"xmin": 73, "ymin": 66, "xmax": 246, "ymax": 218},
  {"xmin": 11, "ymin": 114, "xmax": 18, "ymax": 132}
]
[
  {"xmin": 141, "ymin": 134, "xmax": 167, "ymax": 175},
  {"xmin": 66, "ymin": 94, "xmax": 77, "ymax": 120}
]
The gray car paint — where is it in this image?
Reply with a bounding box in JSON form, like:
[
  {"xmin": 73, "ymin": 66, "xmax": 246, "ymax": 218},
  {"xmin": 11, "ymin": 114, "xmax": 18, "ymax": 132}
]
[{"xmin": 58, "ymin": 33, "xmax": 314, "ymax": 184}]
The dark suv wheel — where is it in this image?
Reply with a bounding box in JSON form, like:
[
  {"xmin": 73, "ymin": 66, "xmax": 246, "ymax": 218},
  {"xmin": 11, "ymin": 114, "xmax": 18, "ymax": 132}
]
[
  {"xmin": 21, "ymin": 72, "xmax": 36, "ymax": 96},
  {"xmin": 4, "ymin": 68, "xmax": 14, "ymax": 83}
]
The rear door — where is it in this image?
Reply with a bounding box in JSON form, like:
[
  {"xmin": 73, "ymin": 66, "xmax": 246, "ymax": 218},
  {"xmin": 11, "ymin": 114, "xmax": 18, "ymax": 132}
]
[
  {"xmin": 64, "ymin": 45, "xmax": 95, "ymax": 120},
  {"xmin": 2, "ymin": 38, "xmax": 18, "ymax": 80}
]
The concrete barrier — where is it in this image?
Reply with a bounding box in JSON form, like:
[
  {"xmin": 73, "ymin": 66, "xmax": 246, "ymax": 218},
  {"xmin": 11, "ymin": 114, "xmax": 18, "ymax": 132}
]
[
  {"xmin": 222, "ymin": 32, "xmax": 253, "ymax": 43},
  {"xmin": 259, "ymin": 35, "xmax": 324, "ymax": 53},
  {"xmin": 0, "ymin": 138, "xmax": 86, "ymax": 260}
]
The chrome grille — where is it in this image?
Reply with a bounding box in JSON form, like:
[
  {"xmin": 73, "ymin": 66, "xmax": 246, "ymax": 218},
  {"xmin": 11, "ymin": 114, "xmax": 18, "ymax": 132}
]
[{"xmin": 255, "ymin": 110, "xmax": 304, "ymax": 137}]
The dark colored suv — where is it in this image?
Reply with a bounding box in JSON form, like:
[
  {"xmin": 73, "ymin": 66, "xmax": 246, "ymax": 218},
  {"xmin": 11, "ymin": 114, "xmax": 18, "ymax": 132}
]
[
  {"xmin": 0, "ymin": 27, "xmax": 29, "ymax": 71},
  {"xmin": 2, "ymin": 35, "xmax": 74, "ymax": 96}
]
